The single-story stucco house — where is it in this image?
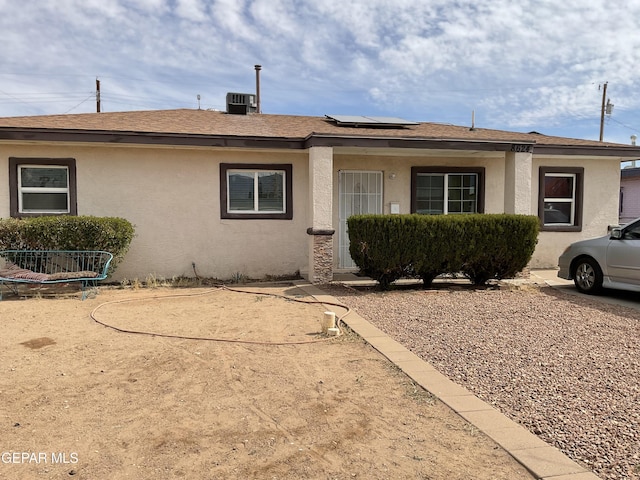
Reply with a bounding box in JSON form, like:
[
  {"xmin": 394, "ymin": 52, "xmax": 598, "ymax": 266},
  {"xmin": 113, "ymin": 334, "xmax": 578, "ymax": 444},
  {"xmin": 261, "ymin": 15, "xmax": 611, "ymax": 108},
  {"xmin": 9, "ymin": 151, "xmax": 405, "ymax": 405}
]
[{"xmin": 2, "ymin": 99, "xmax": 640, "ymax": 283}]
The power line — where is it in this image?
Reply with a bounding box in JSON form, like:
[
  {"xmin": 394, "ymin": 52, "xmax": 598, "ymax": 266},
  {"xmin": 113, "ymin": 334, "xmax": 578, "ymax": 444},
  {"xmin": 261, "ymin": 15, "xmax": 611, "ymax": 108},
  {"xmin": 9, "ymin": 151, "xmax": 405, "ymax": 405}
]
[
  {"xmin": 608, "ymin": 116, "xmax": 640, "ymax": 135},
  {"xmin": 0, "ymin": 95, "xmax": 92, "ymax": 105},
  {"xmin": 63, "ymin": 93, "xmax": 96, "ymax": 114}
]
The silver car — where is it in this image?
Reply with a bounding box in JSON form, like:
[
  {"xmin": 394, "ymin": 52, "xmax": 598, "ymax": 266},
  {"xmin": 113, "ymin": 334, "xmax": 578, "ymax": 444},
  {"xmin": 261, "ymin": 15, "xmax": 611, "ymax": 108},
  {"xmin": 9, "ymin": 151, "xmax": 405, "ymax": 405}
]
[{"xmin": 558, "ymin": 217, "xmax": 640, "ymax": 294}]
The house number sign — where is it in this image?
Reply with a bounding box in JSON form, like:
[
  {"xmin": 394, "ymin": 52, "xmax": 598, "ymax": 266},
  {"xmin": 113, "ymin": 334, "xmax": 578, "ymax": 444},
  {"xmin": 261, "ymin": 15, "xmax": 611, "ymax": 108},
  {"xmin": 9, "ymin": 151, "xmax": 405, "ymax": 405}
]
[{"xmin": 510, "ymin": 144, "xmax": 533, "ymax": 153}]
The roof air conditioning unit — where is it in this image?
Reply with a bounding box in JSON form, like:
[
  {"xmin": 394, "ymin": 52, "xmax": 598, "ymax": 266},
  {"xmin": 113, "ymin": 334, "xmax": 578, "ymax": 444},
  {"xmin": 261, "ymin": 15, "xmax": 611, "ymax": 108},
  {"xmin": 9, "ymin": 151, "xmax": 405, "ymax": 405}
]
[{"xmin": 226, "ymin": 92, "xmax": 257, "ymax": 115}]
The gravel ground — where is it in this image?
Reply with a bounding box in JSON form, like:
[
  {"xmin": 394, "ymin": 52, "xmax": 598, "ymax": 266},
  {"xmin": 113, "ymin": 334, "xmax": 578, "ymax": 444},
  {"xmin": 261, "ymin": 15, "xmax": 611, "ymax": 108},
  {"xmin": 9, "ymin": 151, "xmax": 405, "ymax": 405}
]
[{"xmin": 325, "ymin": 282, "xmax": 640, "ymax": 480}]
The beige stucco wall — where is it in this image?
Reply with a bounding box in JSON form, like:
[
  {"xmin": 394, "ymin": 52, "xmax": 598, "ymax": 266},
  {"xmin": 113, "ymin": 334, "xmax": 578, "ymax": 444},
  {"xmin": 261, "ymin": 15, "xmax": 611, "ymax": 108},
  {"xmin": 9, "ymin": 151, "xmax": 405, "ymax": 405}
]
[
  {"xmin": 0, "ymin": 143, "xmax": 310, "ymax": 281},
  {"xmin": 331, "ymin": 150, "xmax": 623, "ymax": 271},
  {"xmin": 504, "ymin": 151, "xmax": 533, "ymax": 214},
  {"xmin": 530, "ymin": 156, "xmax": 621, "ymax": 269},
  {"xmin": 331, "ymin": 151, "xmax": 506, "ymax": 268},
  {"xmin": 0, "ymin": 141, "xmax": 625, "ymax": 280}
]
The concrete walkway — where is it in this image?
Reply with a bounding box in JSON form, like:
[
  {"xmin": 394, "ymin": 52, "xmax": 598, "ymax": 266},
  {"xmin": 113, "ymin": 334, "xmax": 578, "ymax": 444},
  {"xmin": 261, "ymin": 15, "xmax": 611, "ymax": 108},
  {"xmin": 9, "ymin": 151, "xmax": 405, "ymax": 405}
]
[
  {"xmin": 296, "ymin": 270, "xmax": 601, "ymax": 480},
  {"xmin": 529, "ymin": 269, "xmax": 640, "ymax": 312},
  {"xmin": 529, "ymin": 269, "xmax": 574, "ymax": 287}
]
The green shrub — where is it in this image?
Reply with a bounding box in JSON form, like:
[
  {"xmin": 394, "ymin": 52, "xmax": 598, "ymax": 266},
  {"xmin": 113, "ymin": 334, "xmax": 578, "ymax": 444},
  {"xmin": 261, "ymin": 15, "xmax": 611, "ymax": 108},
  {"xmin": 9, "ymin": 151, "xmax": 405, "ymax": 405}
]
[
  {"xmin": 0, "ymin": 218, "xmax": 24, "ymax": 250},
  {"xmin": 348, "ymin": 214, "xmax": 539, "ymax": 289},
  {"xmin": 456, "ymin": 214, "xmax": 539, "ymax": 285},
  {"xmin": 0, "ymin": 216, "xmax": 135, "ymax": 276},
  {"xmin": 348, "ymin": 215, "xmax": 412, "ymax": 289},
  {"xmin": 413, "ymin": 215, "xmax": 465, "ymax": 287}
]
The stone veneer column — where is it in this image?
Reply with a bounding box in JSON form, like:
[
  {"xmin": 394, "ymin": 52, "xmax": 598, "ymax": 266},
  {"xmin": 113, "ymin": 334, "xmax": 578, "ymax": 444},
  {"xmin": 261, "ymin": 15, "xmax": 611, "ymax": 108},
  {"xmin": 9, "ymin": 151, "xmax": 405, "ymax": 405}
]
[
  {"xmin": 307, "ymin": 146, "xmax": 334, "ymax": 284},
  {"xmin": 307, "ymin": 228, "xmax": 334, "ymax": 284}
]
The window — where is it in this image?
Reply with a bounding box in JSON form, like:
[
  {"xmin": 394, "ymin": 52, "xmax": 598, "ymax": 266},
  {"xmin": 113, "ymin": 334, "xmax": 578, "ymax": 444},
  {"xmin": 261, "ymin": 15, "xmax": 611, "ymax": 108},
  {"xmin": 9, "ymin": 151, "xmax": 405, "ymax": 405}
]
[
  {"xmin": 411, "ymin": 167, "xmax": 485, "ymax": 214},
  {"xmin": 538, "ymin": 167, "xmax": 583, "ymax": 231},
  {"xmin": 220, "ymin": 163, "xmax": 293, "ymax": 219},
  {"xmin": 9, "ymin": 158, "xmax": 77, "ymax": 217},
  {"xmin": 622, "ymin": 220, "xmax": 640, "ymax": 240}
]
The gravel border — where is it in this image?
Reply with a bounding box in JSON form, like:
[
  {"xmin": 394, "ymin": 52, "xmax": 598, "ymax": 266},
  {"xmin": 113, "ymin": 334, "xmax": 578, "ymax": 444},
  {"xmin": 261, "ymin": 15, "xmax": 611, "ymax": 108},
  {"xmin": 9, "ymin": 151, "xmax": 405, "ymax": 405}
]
[{"xmin": 325, "ymin": 283, "xmax": 640, "ymax": 480}]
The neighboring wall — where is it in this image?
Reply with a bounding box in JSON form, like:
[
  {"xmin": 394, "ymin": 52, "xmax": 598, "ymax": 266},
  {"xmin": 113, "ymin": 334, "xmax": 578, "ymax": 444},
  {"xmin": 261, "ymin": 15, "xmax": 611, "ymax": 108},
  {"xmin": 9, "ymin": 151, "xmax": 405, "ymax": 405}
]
[
  {"xmin": 620, "ymin": 168, "xmax": 640, "ymax": 224},
  {"xmin": 0, "ymin": 143, "xmax": 310, "ymax": 282}
]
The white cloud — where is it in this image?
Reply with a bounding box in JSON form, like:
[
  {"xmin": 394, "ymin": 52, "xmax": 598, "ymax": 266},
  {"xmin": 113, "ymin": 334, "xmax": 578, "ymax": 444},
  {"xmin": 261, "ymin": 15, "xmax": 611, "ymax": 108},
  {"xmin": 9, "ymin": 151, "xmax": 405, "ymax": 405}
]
[
  {"xmin": 175, "ymin": 0, "xmax": 208, "ymax": 21},
  {"xmin": 2, "ymin": 0, "xmax": 640, "ymax": 139},
  {"xmin": 129, "ymin": 0, "xmax": 170, "ymax": 13}
]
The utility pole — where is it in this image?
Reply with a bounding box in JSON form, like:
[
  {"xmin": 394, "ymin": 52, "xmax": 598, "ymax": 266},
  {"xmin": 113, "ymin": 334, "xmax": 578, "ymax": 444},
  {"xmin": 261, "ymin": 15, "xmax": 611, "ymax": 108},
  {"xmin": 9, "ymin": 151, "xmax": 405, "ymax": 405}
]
[
  {"xmin": 599, "ymin": 82, "xmax": 608, "ymax": 141},
  {"xmin": 96, "ymin": 78, "xmax": 101, "ymax": 113},
  {"xmin": 598, "ymin": 84, "xmax": 614, "ymax": 142}
]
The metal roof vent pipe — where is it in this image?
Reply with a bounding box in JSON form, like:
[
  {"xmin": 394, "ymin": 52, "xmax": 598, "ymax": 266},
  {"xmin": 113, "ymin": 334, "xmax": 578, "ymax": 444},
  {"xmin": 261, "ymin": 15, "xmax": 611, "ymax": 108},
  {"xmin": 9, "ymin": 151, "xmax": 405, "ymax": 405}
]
[{"xmin": 255, "ymin": 64, "xmax": 262, "ymax": 114}]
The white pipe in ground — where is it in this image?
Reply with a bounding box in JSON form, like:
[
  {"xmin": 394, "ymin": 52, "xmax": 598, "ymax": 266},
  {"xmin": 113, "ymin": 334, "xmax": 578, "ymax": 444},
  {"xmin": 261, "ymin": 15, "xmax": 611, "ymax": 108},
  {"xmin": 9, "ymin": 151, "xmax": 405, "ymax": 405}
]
[{"xmin": 322, "ymin": 311, "xmax": 336, "ymax": 333}]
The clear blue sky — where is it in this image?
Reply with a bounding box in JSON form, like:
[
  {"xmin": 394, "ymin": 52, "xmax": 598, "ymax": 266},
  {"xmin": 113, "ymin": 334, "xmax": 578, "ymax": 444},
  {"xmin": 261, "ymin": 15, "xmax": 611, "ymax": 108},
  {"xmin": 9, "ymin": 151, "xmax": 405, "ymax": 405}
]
[{"xmin": 2, "ymin": 0, "xmax": 640, "ymax": 146}]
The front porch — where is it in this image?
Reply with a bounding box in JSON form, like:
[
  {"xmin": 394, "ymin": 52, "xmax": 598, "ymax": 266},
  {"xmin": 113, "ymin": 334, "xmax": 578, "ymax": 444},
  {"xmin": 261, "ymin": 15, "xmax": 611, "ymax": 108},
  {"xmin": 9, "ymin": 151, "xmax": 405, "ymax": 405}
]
[{"xmin": 305, "ymin": 145, "xmax": 536, "ymax": 284}]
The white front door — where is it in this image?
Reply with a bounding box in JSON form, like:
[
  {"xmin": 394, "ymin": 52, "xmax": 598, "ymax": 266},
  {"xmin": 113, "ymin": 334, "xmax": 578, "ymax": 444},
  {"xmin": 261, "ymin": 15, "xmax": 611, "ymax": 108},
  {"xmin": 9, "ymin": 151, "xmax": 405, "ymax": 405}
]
[{"xmin": 338, "ymin": 170, "xmax": 383, "ymax": 268}]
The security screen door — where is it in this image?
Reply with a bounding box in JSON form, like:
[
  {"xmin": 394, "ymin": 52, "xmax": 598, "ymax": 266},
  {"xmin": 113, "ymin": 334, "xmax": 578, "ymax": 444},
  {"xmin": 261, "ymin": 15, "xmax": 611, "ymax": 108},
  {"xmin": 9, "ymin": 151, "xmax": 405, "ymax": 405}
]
[{"xmin": 338, "ymin": 171, "xmax": 383, "ymax": 268}]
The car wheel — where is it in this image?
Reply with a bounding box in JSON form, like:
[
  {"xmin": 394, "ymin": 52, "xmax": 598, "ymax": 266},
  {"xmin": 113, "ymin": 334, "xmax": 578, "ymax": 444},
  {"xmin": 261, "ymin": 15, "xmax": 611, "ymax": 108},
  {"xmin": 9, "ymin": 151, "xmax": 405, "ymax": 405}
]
[{"xmin": 573, "ymin": 258, "xmax": 603, "ymax": 294}]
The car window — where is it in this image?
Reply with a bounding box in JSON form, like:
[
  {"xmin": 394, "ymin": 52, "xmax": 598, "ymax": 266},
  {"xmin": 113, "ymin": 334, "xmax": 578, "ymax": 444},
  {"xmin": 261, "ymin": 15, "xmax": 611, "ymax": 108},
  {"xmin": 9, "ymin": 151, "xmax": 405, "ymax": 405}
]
[{"xmin": 623, "ymin": 223, "xmax": 640, "ymax": 240}]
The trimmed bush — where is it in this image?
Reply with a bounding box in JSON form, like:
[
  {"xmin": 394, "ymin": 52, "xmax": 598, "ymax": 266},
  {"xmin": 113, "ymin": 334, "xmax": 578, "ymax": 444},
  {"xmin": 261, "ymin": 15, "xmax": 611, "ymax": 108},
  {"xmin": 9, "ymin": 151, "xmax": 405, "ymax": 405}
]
[
  {"xmin": 0, "ymin": 216, "xmax": 135, "ymax": 276},
  {"xmin": 348, "ymin": 214, "xmax": 539, "ymax": 289},
  {"xmin": 457, "ymin": 215, "xmax": 539, "ymax": 285},
  {"xmin": 348, "ymin": 215, "xmax": 417, "ymax": 289},
  {"xmin": 413, "ymin": 215, "xmax": 465, "ymax": 287},
  {"xmin": 0, "ymin": 218, "xmax": 24, "ymax": 250}
]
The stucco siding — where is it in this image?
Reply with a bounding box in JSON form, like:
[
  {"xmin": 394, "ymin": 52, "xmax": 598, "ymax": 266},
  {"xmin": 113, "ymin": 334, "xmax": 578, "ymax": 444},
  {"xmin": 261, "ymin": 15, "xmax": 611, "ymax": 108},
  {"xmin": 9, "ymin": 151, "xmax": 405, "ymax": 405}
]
[
  {"xmin": 504, "ymin": 151, "xmax": 533, "ymax": 214},
  {"xmin": 331, "ymin": 152, "xmax": 622, "ymax": 271},
  {"xmin": 0, "ymin": 140, "xmax": 627, "ymax": 280},
  {"xmin": 531, "ymin": 156, "xmax": 621, "ymax": 269},
  {"xmin": 331, "ymin": 152, "xmax": 506, "ymax": 268},
  {"xmin": 0, "ymin": 143, "xmax": 310, "ymax": 281}
]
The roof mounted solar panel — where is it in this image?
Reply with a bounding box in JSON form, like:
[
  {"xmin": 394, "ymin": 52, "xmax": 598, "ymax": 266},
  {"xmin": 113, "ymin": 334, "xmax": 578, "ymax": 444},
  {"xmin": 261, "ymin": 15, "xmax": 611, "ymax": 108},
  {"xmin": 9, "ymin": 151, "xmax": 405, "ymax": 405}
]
[{"xmin": 325, "ymin": 115, "xmax": 419, "ymax": 127}]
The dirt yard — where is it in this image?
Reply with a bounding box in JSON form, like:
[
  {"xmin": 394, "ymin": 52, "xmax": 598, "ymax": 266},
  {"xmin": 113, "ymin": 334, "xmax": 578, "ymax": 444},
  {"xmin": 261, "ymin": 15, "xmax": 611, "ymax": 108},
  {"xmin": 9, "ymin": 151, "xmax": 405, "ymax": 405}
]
[{"xmin": 0, "ymin": 283, "xmax": 533, "ymax": 480}]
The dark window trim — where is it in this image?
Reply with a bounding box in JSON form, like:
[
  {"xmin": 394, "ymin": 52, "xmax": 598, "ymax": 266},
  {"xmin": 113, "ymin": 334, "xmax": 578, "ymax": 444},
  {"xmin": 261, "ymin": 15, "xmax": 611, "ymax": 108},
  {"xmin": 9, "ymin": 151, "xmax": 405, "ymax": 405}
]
[
  {"xmin": 9, "ymin": 157, "xmax": 77, "ymax": 218},
  {"xmin": 538, "ymin": 166, "xmax": 583, "ymax": 232},
  {"xmin": 220, "ymin": 163, "xmax": 293, "ymax": 220},
  {"xmin": 410, "ymin": 166, "xmax": 485, "ymax": 214}
]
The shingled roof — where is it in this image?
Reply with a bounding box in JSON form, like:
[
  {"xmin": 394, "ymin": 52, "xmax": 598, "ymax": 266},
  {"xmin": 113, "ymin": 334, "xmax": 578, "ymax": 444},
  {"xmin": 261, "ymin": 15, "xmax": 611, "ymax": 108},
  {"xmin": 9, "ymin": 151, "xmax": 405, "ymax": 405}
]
[{"xmin": 1, "ymin": 109, "xmax": 639, "ymax": 157}]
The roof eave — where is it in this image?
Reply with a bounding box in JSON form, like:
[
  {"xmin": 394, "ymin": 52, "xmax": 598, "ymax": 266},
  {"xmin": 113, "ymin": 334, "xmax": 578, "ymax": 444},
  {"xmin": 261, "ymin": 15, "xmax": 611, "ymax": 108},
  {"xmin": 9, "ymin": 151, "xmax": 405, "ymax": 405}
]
[
  {"xmin": 0, "ymin": 127, "xmax": 531, "ymax": 152},
  {"xmin": 304, "ymin": 134, "xmax": 530, "ymax": 152},
  {"xmin": 1, "ymin": 126, "xmax": 639, "ymax": 158},
  {"xmin": 533, "ymin": 144, "xmax": 640, "ymax": 158},
  {"xmin": 0, "ymin": 127, "xmax": 307, "ymax": 149}
]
